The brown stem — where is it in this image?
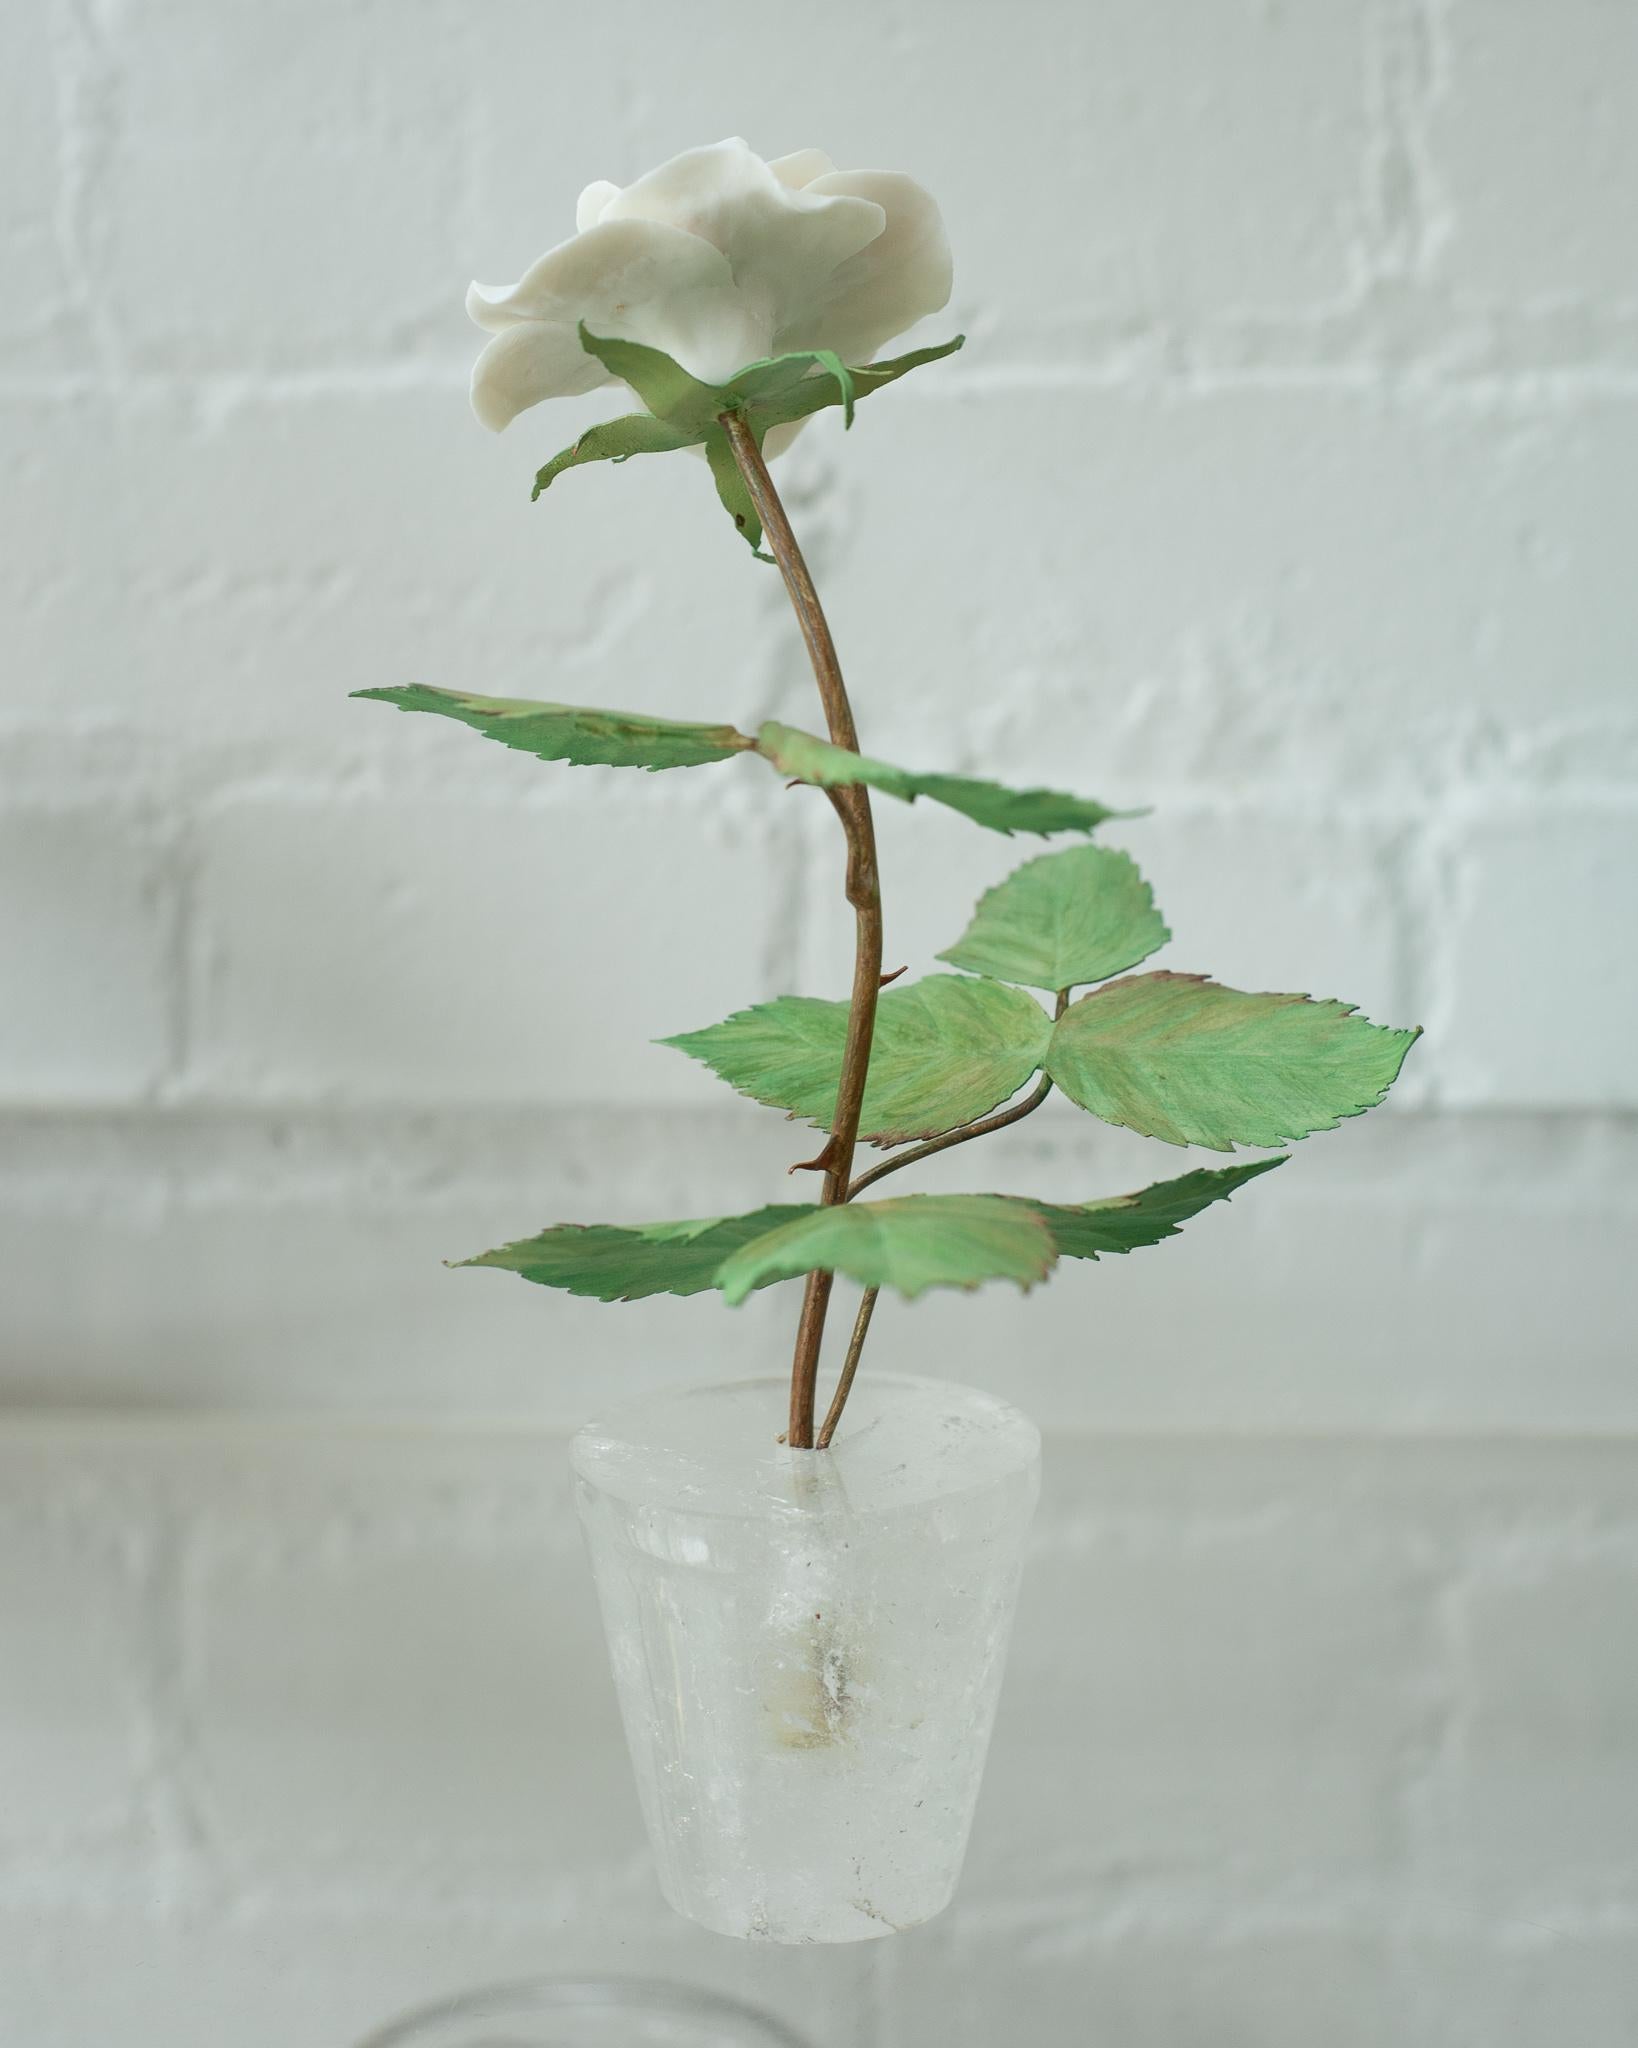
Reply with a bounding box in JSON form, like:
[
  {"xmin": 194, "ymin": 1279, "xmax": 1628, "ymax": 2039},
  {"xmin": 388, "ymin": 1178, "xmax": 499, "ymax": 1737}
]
[
  {"xmin": 721, "ymin": 412, "xmax": 883, "ymax": 1450},
  {"xmin": 846, "ymin": 990, "xmax": 1072, "ymax": 1201},
  {"xmin": 816, "ymin": 1287, "xmax": 879, "ymax": 1451},
  {"xmin": 820, "ymin": 993, "xmax": 1069, "ymax": 1424}
]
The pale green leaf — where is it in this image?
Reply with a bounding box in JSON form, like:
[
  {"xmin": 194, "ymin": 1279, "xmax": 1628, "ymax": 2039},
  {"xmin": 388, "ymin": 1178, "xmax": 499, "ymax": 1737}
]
[
  {"xmin": 1034, "ymin": 1158, "xmax": 1286, "ymax": 1258},
  {"xmin": 353, "ymin": 684, "xmax": 751, "ymax": 771},
  {"xmin": 457, "ymin": 1205, "xmax": 815, "ymax": 1301},
  {"xmin": 662, "ymin": 974, "xmax": 1053, "ymax": 1147},
  {"xmin": 1045, "ymin": 972, "xmax": 1422, "ymax": 1150},
  {"xmin": 939, "ymin": 844, "xmax": 1170, "ymax": 991},
  {"xmin": 531, "ymin": 411, "xmax": 700, "ymax": 501},
  {"xmin": 757, "ymin": 722, "xmax": 1126, "ymax": 837},
  {"xmin": 716, "ymin": 1194, "xmax": 1056, "ymax": 1305}
]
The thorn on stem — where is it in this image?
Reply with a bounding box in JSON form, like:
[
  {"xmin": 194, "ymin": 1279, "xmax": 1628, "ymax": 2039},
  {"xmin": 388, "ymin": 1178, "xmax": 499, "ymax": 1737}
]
[
  {"xmin": 789, "ymin": 1141, "xmax": 838, "ymax": 1176},
  {"xmin": 879, "ymin": 964, "xmax": 908, "ymax": 988}
]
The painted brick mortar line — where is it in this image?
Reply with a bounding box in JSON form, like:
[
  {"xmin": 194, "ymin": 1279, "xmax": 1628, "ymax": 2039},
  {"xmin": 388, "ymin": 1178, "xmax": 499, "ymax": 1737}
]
[
  {"xmin": 1361, "ymin": 0, "xmax": 1451, "ymax": 288},
  {"xmin": 47, "ymin": 0, "xmax": 123, "ymax": 384},
  {"xmin": 129, "ymin": 1510, "xmax": 221, "ymax": 1915},
  {"xmin": 5, "ymin": 334, "xmax": 1638, "ymax": 409}
]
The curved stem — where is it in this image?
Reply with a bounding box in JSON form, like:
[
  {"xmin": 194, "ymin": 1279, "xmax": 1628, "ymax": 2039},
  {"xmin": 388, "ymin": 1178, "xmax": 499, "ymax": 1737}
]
[
  {"xmin": 825, "ymin": 994, "xmax": 1069, "ymax": 1428},
  {"xmin": 847, "ymin": 1074, "xmax": 1056, "ymax": 1200},
  {"xmin": 721, "ymin": 412, "xmax": 883, "ymax": 1450},
  {"xmin": 816, "ymin": 1287, "xmax": 878, "ymax": 1451},
  {"xmin": 846, "ymin": 989, "xmax": 1072, "ymax": 1201}
]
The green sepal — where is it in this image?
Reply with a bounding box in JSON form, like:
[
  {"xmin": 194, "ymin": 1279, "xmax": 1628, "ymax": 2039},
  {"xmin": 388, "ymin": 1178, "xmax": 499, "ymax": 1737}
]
[
  {"xmin": 939, "ymin": 844, "xmax": 1170, "ymax": 990},
  {"xmin": 757, "ymin": 722, "xmax": 1129, "ymax": 837},
  {"xmin": 575, "ymin": 326, "xmax": 722, "ymax": 430},
  {"xmin": 531, "ymin": 411, "xmax": 700, "ymax": 501},
  {"xmin": 455, "ymin": 1206, "xmax": 814, "ymax": 1301},
  {"xmin": 528, "ymin": 331, "xmax": 965, "ymax": 544},
  {"xmin": 574, "ymin": 331, "xmax": 958, "ymax": 439},
  {"xmin": 730, "ymin": 347, "xmax": 856, "ymax": 428},
  {"xmin": 660, "ymin": 974, "xmax": 1053, "ymax": 1147},
  {"xmin": 1044, "ymin": 972, "xmax": 1422, "ymax": 1151},
  {"xmin": 732, "ymin": 337, "xmax": 963, "ymax": 432},
  {"xmin": 352, "ymin": 684, "xmax": 752, "ymax": 771},
  {"xmin": 703, "ymin": 426, "xmax": 770, "ymax": 555}
]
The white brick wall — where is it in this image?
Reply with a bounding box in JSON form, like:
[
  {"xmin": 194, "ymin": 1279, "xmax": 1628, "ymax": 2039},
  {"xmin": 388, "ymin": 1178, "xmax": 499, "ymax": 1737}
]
[{"xmin": 3, "ymin": 0, "xmax": 1635, "ymax": 2040}]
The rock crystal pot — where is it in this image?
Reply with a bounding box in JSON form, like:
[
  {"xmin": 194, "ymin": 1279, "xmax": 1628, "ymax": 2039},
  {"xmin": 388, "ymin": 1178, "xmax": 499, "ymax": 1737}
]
[
  {"xmin": 354, "ymin": 1976, "xmax": 812, "ymax": 2048},
  {"xmin": 571, "ymin": 1371, "xmax": 1042, "ymax": 1943}
]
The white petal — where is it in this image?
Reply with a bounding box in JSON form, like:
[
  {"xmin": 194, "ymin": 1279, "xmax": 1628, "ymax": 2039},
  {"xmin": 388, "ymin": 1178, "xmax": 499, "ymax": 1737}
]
[
  {"xmin": 768, "ymin": 149, "xmax": 835, "ymax": 190},
  {"xmin": 775, "ymin": 169, "xmax": 952, "ymax": 363},
  {"xmin": 467, "ymin": 215, "xmax": 771, "ymax": 411},
  {"xmin": 761, "ymin": 417, "xmax": 812, "ymax": 460},
  {"xmin": 470, "ymin": 321, "xmax": 605, "ymax": 432},
  {"xmin": 468, "ymin": 217, "xmax": 734, "ymax": 330},
  {"xmin": 601, "ymin": 138, "xmax": 885, "ymax": 340},
  {"xmin": 598, "ymin": 137, "xmax": 758, "ymax": 235},
  {"xmin": 576, "ymin": 179, "xmax": 621, "ymax": 232}
]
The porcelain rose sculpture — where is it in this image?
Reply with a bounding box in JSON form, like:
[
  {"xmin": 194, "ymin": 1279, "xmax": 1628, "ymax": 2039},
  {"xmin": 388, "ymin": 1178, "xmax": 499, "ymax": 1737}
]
[
  {"xmin": 467, "ymin": 138, "xmax": 952, "ymax": 435},
  {"xmin": 355, "ymin": 137, "xmax": 1420, "ymax": 1945}
]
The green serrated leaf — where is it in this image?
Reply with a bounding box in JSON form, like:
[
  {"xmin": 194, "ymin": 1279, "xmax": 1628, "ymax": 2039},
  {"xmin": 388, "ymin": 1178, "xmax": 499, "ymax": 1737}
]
[
  {"xmin": 457, "ymin": 1205, "xmax": 816, "ymax": 1301},
  {"xmin": 757, "ymin": 723, "xmax": 1126, "ymax": 837},
  {"xmin": 716, "ymin": 1193, "xmax": 1057, "ymax": 1305},
  {"xmin": 1045, "ymin": 972, "xmax": 1422, "ymax": 1151},
  {"xmin": 661, "ymin": 974, "xmax": 1053, "ymax": 1147},
  {"xmin": 457, "ymin": 1161, "xmax": 1287, "ymax": 1310},
  {"xmin": 939, "ymin": 844, "xmax": 1170, "ymax": 991},
  {"xmin": 1034, "ymin": 1158, "xmax": 1286, "ymax": 1258},
  {"xmin": 353, "ymin": 684, "xmax": 751, "ymax": 771},
  {"xmin": 531, "ymin": 411, "xmax": 701, "ymax": 501}
]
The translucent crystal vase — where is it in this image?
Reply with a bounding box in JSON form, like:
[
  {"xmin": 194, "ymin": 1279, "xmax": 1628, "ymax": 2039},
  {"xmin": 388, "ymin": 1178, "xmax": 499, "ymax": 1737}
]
[
  {"xmin": 355, "ymin": 1976, "xmax": 812, "ymax": 2047},
  {"xmin": 571, "ymin": 1371, "xmax": 1041, "ymax": 1943}
]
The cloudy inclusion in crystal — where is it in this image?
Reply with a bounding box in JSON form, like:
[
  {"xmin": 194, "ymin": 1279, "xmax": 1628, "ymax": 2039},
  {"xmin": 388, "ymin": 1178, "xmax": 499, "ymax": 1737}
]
[{"xmin": 572, "ymin": 1372, "xmax": 1041, "ymax": 1943}]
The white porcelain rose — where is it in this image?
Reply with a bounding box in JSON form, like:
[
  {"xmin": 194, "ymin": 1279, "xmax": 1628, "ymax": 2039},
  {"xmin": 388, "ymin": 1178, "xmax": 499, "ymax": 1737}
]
[{"xmin": 468, "ymin": 138, "xmax": 952, "ymax": 437}]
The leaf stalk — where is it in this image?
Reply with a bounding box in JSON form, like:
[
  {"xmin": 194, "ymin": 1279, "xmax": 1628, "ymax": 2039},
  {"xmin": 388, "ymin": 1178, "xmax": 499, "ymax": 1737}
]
[{"xmin": 846, "ymin": 990, "xmax": 1071, "ymax": 1200}]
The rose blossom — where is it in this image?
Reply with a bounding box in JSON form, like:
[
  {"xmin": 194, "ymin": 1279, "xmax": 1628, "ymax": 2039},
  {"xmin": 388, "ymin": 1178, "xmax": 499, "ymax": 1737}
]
[{"xmin": 468, "ymin": 137, "xmax": 951, "ymax": 436}]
